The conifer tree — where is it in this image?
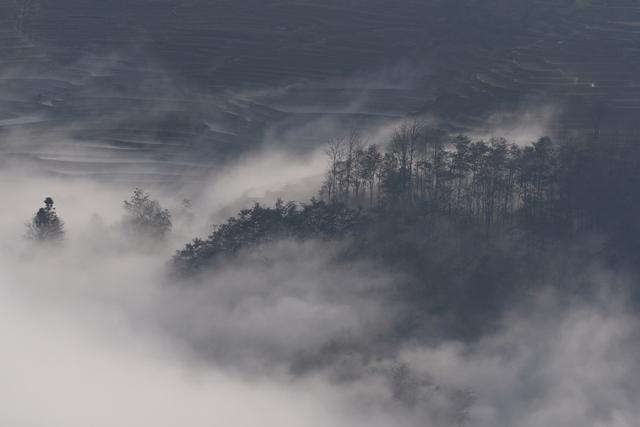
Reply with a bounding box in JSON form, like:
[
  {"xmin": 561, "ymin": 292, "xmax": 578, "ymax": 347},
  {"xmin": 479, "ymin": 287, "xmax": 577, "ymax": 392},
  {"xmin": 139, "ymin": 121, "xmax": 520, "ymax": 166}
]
[{"xmin": 25, "ymin": 197, "xmax": 65, "ymax": 242}]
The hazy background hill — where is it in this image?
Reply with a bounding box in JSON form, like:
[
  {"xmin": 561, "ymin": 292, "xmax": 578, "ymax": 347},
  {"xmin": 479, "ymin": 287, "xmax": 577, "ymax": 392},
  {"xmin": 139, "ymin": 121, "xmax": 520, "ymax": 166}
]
[{"xmin": 2, "ymin": 0, "xmax": 640, "ymax": 181}]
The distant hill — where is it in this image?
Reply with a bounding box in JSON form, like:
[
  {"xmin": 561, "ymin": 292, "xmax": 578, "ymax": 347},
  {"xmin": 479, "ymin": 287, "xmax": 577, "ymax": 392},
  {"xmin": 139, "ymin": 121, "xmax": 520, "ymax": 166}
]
[{"xmin": 2, "ymin": 0, "xmax": 640, "ymax": 180}]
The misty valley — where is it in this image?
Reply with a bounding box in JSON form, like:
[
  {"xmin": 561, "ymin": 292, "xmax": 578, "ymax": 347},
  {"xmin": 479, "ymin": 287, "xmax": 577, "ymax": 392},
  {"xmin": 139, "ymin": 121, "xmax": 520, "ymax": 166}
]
[{"xmin": 2, "ymin": 1, "xmax": 640, "ymax": 427}]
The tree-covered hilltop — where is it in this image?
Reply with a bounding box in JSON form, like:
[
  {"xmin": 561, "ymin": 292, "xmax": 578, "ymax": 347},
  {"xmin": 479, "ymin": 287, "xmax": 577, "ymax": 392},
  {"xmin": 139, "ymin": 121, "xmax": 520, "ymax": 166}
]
[
  {"xmin": 176, "ymin": 125, "xmax": 640, "ymax": 269},
  {"xmin": 173, "ymin": 126, "xmax": 640, "ymax": 332},
  {"xmin": 321, "ymin": 125, "xmax": 640, "ymax": 239}
]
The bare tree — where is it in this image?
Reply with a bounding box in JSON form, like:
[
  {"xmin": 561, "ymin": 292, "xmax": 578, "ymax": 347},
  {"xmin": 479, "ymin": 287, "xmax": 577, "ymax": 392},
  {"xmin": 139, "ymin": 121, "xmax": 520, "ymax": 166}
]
[
  {"xmin": 323, "ymin": 137, "xmax": 345, "ymax": 204},
  {"xmin": 357, "ymin": 144, "xmax": 383, "ymax": 208},
  {"xmin": 343, "ymin": 129, "xmax": 365, "ymax": 202}
]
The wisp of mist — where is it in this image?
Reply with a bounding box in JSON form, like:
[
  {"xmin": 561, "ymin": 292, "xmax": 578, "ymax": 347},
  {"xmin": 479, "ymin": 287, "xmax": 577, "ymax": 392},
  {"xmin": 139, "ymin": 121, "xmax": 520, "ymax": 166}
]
[{"xmin": 2, "ymin": 143, "xmax": 640, "ymax": 427}]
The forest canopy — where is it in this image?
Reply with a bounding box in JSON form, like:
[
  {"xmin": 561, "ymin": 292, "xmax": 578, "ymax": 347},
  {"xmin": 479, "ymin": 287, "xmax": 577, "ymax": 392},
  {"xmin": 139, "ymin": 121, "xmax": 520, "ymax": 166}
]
[
  {"xmin": 177, "ymin": 125, "xmax": 640, "ymax": 269},
  {"xmin": 172, "ymin": 126, "xmax": 640, "ymax": 334}
]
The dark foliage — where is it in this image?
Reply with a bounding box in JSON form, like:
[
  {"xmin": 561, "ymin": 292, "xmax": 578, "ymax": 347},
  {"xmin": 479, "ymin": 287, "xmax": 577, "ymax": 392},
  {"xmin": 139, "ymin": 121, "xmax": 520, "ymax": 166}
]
[
  {"xmin": 320, "ymin": 125, "xmax": 640, "ymax": 249},
  {"xmin": 25, "ymin": 196, "xmax": 65, "ymax": 242},
  {"xmin": 175, "ymin": 127, "xmax": 640, "ymax": 269},
  {"xmin": 173, "ymin": 199, "xmax": 365, "ymax": 274},
  {"xmin": 173, "ymin": 127, "xmax": 640, "ymax": 336}
]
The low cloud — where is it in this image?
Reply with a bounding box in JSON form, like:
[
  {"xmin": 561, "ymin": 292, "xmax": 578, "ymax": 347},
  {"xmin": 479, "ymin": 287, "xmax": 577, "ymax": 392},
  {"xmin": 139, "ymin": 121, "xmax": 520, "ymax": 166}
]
[{"xmin": 1, "ymin": 141, "xmax": 638, "ymax": 427}]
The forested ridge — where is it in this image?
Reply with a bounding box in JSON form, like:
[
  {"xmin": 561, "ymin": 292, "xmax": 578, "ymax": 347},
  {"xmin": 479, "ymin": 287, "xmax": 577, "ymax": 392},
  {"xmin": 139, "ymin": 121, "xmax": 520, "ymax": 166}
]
[
  {"xmin": 319, "ymin": 125, "xmax": 640, "ymax": 237},
  {"xmin": 173, "ymin": 127, "xmax": 640, "ymax": 334},
  {"xmin": 177, "ymin": 126, "xmax": 640, "ymax": 266}
]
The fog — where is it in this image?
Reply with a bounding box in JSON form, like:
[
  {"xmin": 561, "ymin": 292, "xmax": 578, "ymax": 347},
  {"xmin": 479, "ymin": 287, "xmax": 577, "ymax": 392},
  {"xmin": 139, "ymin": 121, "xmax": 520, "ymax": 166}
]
[
  {"xmin": 0, "ymin": 61, "xmax": 633, "ymax": 427},
  {"xmin": 1, "ymin": 150, "xmax": 639, "ymax": 427},
  {"xmin": 2, "ymin": 2, "xmax": 639, "ymax": 422}
]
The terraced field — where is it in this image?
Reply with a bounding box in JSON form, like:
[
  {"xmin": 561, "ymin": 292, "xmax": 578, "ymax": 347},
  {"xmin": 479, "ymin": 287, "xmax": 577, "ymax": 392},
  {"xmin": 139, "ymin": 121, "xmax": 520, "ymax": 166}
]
[
  {"xmin": 0, "ymin": 0, "xmax": 436, "ymax": 181},
  {"xmin": 1, "ymin": 0, "xmax": 640, "ymax": 181},
  {"xmin": 430, "ymin": 1, "xmax": 640, "ymax": 136},
  {"xmin": 0, "ymin": 34, "xmax": 277, "ymax": 183}
]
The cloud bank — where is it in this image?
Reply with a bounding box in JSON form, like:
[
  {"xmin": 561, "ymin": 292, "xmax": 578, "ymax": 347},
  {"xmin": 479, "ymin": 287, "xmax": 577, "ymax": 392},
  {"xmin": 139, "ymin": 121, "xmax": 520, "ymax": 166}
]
[{"xmin": 1, "ymin": 159, "xmax": 638, "ymax": 427}]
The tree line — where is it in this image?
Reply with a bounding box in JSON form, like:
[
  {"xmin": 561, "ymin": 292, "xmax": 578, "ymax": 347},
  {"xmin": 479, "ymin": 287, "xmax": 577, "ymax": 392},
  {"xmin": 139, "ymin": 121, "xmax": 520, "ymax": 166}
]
[
  {"xmin": 24, "ymin": 126, "xmax": 640, "ymax": 332},
  {"xmin": 170, "ymin": 125, "xmax": 640, "ymax": 334},
  {"xmin": 320, "ymin": 123, "xmax": 640, "ymax": 241},
  {"xmin": 26, "ymin": 123, "xmax": 640, "ymax": 275}
]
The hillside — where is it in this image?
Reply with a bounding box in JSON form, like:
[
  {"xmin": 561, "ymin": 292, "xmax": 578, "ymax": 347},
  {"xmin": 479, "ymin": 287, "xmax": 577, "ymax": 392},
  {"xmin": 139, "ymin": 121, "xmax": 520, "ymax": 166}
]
[{"xmin": 2, "ymin": 1, "xmax": 640, "ymax": 179}]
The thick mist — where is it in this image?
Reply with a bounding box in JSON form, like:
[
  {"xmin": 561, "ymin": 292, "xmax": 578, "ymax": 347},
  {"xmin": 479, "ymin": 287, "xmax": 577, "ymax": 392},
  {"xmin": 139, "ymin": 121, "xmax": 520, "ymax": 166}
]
[
  {"xmin": 1, "ymin": 149, "xmax": 639, "ymax": 426},
  {"xmin": 3, "ymin": 3, "xmax": 640, "ymax": 422}
]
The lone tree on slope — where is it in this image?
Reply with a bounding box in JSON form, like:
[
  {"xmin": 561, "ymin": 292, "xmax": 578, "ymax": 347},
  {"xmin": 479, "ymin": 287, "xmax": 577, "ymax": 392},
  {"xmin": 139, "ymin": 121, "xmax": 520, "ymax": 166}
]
[{"xmin": 25, "ymin": 196, "xmax": 65, "ymax": 242}]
